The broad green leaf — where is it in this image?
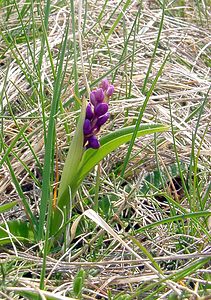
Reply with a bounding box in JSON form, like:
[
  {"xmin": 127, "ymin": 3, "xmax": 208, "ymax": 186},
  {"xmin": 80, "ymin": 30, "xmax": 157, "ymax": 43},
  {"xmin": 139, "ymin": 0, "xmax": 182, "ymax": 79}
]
[
  {"xmin": 50, "ymin": 101, "xmax": 86, "ymax": 235},
  {"xmin": 0, "ymin": 220, "xmax": 35, "ymax": 245},
  {"xmin": 57, "ymin": 100, "xmax": 86, "ymax": 207},
  {"xmin": 76, "ymin": 124, "xmax": 169, "ymax": 187},
  {"xmin": 0, "ymin": 201, "xmax": 18, "ymax": 214}
]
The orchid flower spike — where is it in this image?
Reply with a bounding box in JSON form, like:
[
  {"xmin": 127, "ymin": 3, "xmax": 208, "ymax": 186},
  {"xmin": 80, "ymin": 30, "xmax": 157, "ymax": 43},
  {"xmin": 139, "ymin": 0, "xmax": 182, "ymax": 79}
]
[{"xmin": 83, "ymin": 79, "xmax": 114, "ymax": 149}]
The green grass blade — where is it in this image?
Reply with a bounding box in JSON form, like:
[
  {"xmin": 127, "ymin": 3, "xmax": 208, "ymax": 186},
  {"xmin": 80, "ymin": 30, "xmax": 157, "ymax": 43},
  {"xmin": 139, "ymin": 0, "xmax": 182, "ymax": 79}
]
[
  {"xmin": 112, "ymin": 5, "xmax": 141, "ymax": 83},
  {"xmin": 37, "ymin": 0, "xmax": 51, "ymax": 73},
  {"xmin": 0, "ymin": 132, "xmax": 38, "ymax": 230},
  {"xmin": 0, "ymin": 201, "xmax": 18, "ymax": 214},
  {"xmin": 120, "ymin": 53, "xmax": 170, "ymax": 177},
  {"xmin": 141, "ymin": 1, "xmax": 165, "ymax": 94},
  {"xmin": 39, "ymin": 21, "xmax": 71, "ymax": 290},
  {"xmin": 130, "ymin": 236, "xmax": 163, "ymax": 274},
  {"xmin": 106, "ymin": 0, "xmax": 131, "ymax": 40},
  {"xmin": 70, "ymin": 0, "xmax": 80, "ymax": 110},
  {"xmin": 12, "ymin": 0, "xmax": 38, "ymax": 73},
  {"xmin": 168, "ymin": 97, "xmax": 191, "ymax": 204},
  {"xmin": 136, "ymin": 211, "xmax": 211, "ymax": 233},
  {"xmin": 0, "ymin": 124, "xmax": 27, "ymax": 166},
  {"xmin": 37, "ymin": 22, "xmax": 70, "ymax": 241}
]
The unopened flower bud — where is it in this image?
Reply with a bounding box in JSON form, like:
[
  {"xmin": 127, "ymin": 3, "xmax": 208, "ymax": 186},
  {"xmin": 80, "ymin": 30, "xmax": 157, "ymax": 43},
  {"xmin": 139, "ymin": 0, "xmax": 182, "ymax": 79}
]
[
  {"xmin": 94, "ymin": 88, "xmax": 104, "ymax": 103},
  {"xmin": 83, "ymin": 119, "xmax": 92, "ymax": 135},
  {"xmin": 94, "ymin": 103, "xmax": 108, "ymax": 117},
  {"xmin": 96, "ymin": 112, "xmax": 110, "ymax": 127},
  {"xmin": 90, "ymin": 91, "xmax": 97, "ymax": 106},
  {"xmin": 87, "ymin": 135, "xmax": 100, "ymax": 149},
  {"xmin": 100, "ymin": 79, "xmax": 109, "ymax": 91},
  {"xmin": 86, "ymin": 103, "xmax": 93, "ymax": 120},
  {"xmin": 106, "ymin": 85, "xmax": 114, "ymax": 97}
]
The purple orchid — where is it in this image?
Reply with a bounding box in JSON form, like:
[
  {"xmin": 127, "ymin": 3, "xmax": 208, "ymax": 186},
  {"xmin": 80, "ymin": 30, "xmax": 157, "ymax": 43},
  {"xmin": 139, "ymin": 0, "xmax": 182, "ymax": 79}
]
[{"xmin": 83, "ymin": 79, "xmax": 114, "ymax": 149}]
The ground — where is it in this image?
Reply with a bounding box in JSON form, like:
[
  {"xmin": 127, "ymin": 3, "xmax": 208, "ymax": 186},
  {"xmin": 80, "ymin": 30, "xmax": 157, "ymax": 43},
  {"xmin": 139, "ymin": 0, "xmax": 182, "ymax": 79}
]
[{"xmin": 0, "ymin": 0, "xmax": 210, "ymax": 299}]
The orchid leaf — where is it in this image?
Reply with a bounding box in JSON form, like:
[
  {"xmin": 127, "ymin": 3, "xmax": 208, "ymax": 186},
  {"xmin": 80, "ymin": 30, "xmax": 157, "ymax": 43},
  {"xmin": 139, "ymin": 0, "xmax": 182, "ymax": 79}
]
[
  {"xmin": 50, "ymin": 101, "xmax": 86, "ymax": 235},
  {"xmin": 0, "ymin": 220, "xmax": 35, "ymax": 245},
  {"xmin": 76, "ymin": 124, "xmax": 169, "ymax": 187},
  {"xmin": 57, "ymin": 100, "xmax": 86, "ymax": 207}
]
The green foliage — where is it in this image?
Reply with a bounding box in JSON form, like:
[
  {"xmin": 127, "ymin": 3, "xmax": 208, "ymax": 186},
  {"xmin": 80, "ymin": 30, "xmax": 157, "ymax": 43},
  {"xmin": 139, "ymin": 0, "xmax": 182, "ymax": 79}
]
[
  {"xmin": 0, "ymin": 0, "xmax": 210, "ymax": 298},
  {"xmin": 113, "ymin": 294, "xmax": 131, "ymax": 300},
  {"xmin": 0, "ymin": 220, "xmax": 34, "ymax": 245},
  {"xmin": 56, "ymin": 101, "xmax": 86, "ymax": 209},
  {"xmin": 76, "ymin": 124, "xmax": 169, "ymax": 188},
  {"xmin": 136, "ymin": 211, "xmax": 211, "ymax": 234},
  {"xmin": 50, "ymin": 122, "xmax": 169, "ymax": 236},
  {"xmin": 0, "ymin": 200, "xmax": 18, "ymax": 214},
  {"xmin": 17, "ymin": 292, "xmax": 40, "ymax": 300},
  {"xmin": 50, "ymin": 100, "xmax": 86, "ymax": 236},
  {"xmin": 140, "ymin": 162, "xmax": 187, "ymax": 194},
  {"xmin": 73, "ymin": 269, "xmax": 86, "ymax": 299},
  {"xmin": 106, "ymin": 0, "xmax": 131, "ymax": 40},
  {"xmin": 37, "ymin": 19, "xmax": 70, "ymax": 241}
]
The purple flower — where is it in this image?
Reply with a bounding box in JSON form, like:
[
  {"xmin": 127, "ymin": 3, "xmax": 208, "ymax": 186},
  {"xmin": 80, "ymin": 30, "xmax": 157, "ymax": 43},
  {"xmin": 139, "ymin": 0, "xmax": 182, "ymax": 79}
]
[
  {"xmin": 83, "ymin": 119, "xmax": 92, "ymax": 135},
  {"xmin": 90, "ymin": 91, "xmax": 97, "ymax": 106},
  {"xmin": 94, "ymin": 103, "xmax": 108, "ymax": 117},
  {"xmin": 86, "ymin": 103, "xmax": 94, "ymax": 120},
  {"xmin": 87, "ymin": 135, "xmax": 100, "ymax": 149},
  {"xmin": 106, "ymin": 85, "xmax": 114, "ymax": 97},
  {"xmin": 100, "ymin": 79, "xmax": 109, "ymax": 91},
  {"xmin": 83, "ymin": 79, "xmax": 114, "ymax": 149},
  {"xmin": 90, "ymin": 88, "xmax": 105, "ymax": 106},
  {"xmin": 96, "ymin": 113, "xmax": 110, "ymax": 127},
  {"xmin": 94, "ymin": 88, "xmax": 105, "ymax": 103}
]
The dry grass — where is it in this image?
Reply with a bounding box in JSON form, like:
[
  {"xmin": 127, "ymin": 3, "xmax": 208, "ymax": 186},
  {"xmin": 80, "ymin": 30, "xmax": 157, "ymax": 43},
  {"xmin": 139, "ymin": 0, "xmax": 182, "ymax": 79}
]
[{"xmin": 0, "ymin": 0, "xmax": 210, "ymax": 299}]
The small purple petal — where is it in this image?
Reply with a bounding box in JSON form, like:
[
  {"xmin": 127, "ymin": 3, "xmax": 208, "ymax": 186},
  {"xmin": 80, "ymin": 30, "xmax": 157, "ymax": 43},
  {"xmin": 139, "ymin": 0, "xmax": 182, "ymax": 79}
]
[
  {"xmin": 86, "ymin": 103, "xmax": 94, "ymax": 120},
  {"xmin": 96, "ymin": 112, "xmax": 110, "ymax": 127},
  {"xmin": 90, "ymin": 91, "xmax": 97, "ymax": 106},
  {"xmin": 94, "ymin": 103, "xmax": 108, "ymax": 117},
  {"xmin": 106, "ymin": 85, "xmax": 114, "ymax": 97},
  {"xmin": 94, "ymin": 88, "xmax": 105, "ymax": 103},
  {"xmin": 83, "ymin": 119, "xmax": 92, "ymax": 135},
  {"xmin": 100, "ymin": 79, "xmax": 109, "ymax": 91},
  {"xmin": 87, "ymin": 135, "xmax": 100, "ymax": 149}
]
